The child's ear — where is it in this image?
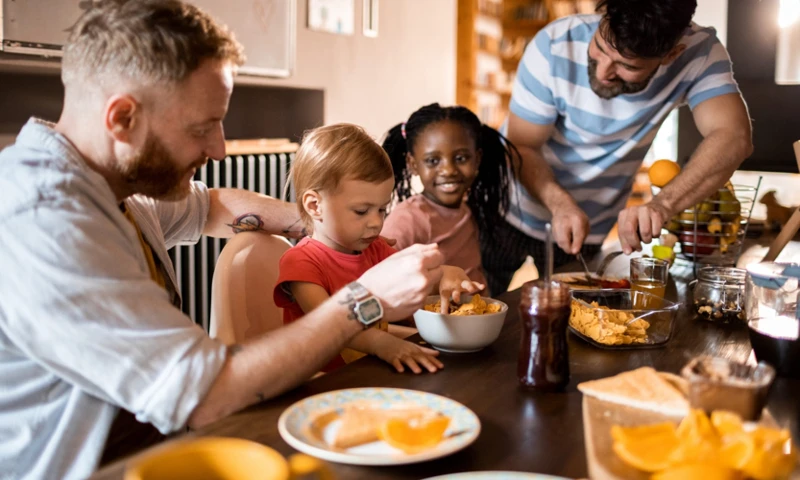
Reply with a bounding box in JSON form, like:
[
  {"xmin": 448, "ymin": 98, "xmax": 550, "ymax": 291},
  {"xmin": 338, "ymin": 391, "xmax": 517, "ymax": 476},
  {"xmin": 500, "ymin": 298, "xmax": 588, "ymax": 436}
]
[
  {"xmin": 475, "ymin": 148, "xmax": 483, "ymax": 168},
  {"xmin": 302, "ymin": 190, "xmax": 323, "ymax": 221},
  {"xmin": 405, "ymin": 153, "xmax": 418, "ymax": 175}
]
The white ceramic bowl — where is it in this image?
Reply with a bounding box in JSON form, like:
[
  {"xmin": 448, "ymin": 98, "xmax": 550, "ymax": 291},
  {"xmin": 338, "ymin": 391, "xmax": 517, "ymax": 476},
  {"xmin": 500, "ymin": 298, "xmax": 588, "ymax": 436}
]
[{"xmin": 412, "ymin": 295, "xmax": 508, "ymax": 353}]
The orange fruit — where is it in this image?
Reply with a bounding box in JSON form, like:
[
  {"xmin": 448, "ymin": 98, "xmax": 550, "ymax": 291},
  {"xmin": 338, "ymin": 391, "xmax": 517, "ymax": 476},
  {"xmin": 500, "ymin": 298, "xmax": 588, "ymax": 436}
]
[
  {"xmin": 648, "ymin": 159, "xmax": 681, "ymax": 187},
  {"xmin": 610, "ymin": 422, "xmax": 676, "ymax": 444},
  {"xmin": 677, "ymin": 409, "xmax": 717, "ymax": 441},
  {"xmin": 651, "ymin": 463, "xmax": 743, "ymax": 480},
  {"xmin": 377, "ymin": 415, "xmax": 450, "ymax": 454},
  {"xmin": 719, "ymin": 432, "xmax": 755, "ymax": 469},
  {"xmin": 751, "ymin": 425, "xmax": 792, "ymax": 450},
  {"xmin": 772, "ymin": 439, "xmax": 798, "ymax": 478},
  {"xmin": 670, "ymin": 410, "xmax": 721, "ymax": 465},
  {"xmin": 612, "ymin": 426, "xmax": 681, "ymax": 472},
  {"xmin": 711, "ymin": 410, "xmax": 744, "ymax": 437},
  {"xmin": 742, "ymin": 428, "xmax": 797, "ymax": 480}
]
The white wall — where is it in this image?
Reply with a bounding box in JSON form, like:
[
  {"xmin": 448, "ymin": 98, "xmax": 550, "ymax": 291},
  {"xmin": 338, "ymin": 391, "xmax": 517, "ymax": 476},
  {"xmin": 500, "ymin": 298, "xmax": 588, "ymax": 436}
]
[
  {"xmin": 694, "ymin": 0, "xmax": 728, "ymax": 45},
  {"xmin": 239, "ymin": 0, "xmax": 457, "ymax": 138}
]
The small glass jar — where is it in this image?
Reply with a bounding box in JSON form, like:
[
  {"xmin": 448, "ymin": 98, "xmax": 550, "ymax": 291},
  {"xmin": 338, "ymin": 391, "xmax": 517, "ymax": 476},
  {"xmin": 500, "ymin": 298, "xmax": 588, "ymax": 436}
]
[{"xmin": 692, "ymin": 267, "xmax": 746, "ymax": 323}]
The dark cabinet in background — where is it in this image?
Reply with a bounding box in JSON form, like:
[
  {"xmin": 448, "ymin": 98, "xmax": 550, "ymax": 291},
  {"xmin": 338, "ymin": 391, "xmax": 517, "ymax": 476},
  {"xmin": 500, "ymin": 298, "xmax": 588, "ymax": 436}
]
[{"xmin": 679, "ymin": 0, "xmax": 800, "ymax": 173}]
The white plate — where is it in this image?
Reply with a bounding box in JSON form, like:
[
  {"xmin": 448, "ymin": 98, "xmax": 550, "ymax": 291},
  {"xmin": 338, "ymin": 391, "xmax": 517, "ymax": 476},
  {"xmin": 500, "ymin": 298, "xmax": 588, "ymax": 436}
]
[
  {"xmin": 277, "ymin": 387, "xmax": 481, "ymax": 466},
  {"xmin": 423, "ymin": 473, "xmax": 570, "ymax": 480}
]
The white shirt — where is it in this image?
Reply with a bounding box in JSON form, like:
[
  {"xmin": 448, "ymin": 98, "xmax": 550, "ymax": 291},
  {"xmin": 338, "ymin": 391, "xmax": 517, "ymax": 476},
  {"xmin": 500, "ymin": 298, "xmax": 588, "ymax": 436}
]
[{"xmin": 0, "ymin": 119, "xmax": 228, "ymax": 479}]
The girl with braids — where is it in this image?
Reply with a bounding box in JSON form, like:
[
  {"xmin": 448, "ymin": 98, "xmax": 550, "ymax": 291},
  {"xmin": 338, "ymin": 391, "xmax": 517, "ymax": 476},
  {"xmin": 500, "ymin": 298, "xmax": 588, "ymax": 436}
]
[{"xmin": 381, "ymin": 103, "xmax": 518, "ymax": 295}]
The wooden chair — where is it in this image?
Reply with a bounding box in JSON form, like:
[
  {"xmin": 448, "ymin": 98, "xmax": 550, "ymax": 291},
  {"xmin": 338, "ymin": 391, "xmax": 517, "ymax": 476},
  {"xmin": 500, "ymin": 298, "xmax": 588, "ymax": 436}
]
[{"xmin": 209, "ymin": 232, "xmax": 292, "ymax": 344}]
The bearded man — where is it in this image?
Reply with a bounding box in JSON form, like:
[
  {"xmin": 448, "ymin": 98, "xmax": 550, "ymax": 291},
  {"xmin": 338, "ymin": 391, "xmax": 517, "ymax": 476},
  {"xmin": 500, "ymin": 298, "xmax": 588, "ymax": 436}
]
[
  {"xmin": 0, "ymin": 1, "xmax": 447, "ymax": 478},
  {"xmin": 481, "ymin": 0, "xmax": 753, "ymax": 295}
]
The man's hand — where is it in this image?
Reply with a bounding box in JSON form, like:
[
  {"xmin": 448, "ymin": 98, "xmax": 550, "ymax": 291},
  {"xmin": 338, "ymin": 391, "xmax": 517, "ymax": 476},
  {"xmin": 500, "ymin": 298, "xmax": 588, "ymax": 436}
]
[
  {"xmin": 358, "ymin": 244, "xmax": 445, "ymax": 321},
  {"xmin": 617, "ymin": 201, "xmax": 671, "ymax": 254},
  {"xmin": 551, "ymin": 203, "xmax": 590, "ymax": 255},
  {"xmin": 438, "ymin": 266, "xmax": 485, "ymax": 314}
]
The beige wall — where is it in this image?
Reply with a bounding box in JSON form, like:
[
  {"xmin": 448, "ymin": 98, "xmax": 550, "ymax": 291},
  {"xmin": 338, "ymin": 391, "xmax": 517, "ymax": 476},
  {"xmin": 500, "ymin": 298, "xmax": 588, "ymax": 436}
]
[
  {"xmin": 694, "ymin": 0, "xmax": 728, "ymax": 45},
  {"xmin": 238, "ymin": 0, "xmax": 457, "ymax": 138}
]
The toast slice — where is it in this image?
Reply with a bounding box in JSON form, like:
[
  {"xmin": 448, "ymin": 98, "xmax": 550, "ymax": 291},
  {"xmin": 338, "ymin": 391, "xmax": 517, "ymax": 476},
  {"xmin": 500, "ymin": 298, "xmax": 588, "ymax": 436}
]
[{"xmin": 577, "ymin": 367, "xmax": 689, "ymax": 417}]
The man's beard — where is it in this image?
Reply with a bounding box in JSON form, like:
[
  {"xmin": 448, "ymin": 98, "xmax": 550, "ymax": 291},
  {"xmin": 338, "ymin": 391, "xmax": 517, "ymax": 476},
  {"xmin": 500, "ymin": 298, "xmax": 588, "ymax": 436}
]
[
  {"xmin": 587, "ymin": 56, "xmax": 657, "ymax": 99},
  {"xmin": 118, "ymin": 133, "xmax": 207, "ymax": 201}
]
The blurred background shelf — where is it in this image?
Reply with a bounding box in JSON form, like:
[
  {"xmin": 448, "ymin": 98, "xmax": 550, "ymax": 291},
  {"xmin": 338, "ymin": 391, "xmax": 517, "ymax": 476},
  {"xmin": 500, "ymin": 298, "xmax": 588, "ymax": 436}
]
[{"xmin": 457, "ymin": 0, "xmax": 597, "ymax": 129}]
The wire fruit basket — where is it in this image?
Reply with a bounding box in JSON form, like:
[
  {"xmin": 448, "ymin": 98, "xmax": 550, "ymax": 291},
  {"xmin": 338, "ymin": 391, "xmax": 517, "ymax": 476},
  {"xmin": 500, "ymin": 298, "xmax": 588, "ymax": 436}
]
[{"xmin": 654, "ymin": 178, "xmax": 762, "ymax": 275}]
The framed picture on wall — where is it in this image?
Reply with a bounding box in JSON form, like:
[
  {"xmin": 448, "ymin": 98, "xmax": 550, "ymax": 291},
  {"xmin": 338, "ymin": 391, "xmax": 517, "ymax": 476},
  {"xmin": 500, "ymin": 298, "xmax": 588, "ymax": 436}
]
[
  {"xmin": 307, "ymin": 0, "xmax": 355, "ymax": 35},
  {"xmin": 363, "ymin": 0, "xmax": 378, "ymax": 37}
]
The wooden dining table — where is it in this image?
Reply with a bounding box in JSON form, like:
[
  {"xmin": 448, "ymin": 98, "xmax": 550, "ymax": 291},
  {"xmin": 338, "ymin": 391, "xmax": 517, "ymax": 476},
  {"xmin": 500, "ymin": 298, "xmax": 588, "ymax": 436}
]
[{"xmin": 92, "ymin": 262, "xmax": 800, "ymax": 480}]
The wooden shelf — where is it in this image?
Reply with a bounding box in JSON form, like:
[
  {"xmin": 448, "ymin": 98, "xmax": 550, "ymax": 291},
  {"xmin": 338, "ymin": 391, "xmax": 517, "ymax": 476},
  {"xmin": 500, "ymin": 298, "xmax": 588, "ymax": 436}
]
[
  {"xmin": 504, "ymin": 18, "xmax": 549, "ymax": 30},
  {"xmin": 478, "ymin": 11, "xmax": 503, "ymax": 21},
  {"xmin": 470, "ymin": 84, "xmax": 512, "ymax": 97},
  {"xmin": 458, "ymin": 0, "xmax": 560, "ymax": 126},
  {"xmin": 502, "ymin": 57, "xmax": 521, "ymax": 71}
]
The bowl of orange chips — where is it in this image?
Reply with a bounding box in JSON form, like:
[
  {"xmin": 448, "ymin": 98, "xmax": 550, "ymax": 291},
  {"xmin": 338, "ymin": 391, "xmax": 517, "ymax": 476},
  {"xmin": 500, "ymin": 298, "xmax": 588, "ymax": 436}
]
[
  {"xmin": 611, "ymin": 409, "xmax": 797, "ymax": 479},
  {"xmin": 413, "ymin": 295, "xmax": 507, "ymax": 353}
]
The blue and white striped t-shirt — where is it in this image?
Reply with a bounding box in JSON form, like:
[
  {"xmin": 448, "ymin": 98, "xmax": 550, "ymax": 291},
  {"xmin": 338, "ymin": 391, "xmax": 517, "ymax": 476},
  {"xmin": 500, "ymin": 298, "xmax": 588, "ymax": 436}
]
[{"xmin": 506, "ymin": 14, "xmax": 741, "ymax": 244}]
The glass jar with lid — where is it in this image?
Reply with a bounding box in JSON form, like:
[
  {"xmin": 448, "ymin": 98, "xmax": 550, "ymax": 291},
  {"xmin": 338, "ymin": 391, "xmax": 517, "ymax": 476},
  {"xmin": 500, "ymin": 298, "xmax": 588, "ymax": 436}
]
[{"xmin": 692, "ymin": 267, "xmax": 746, "ymax": 323}]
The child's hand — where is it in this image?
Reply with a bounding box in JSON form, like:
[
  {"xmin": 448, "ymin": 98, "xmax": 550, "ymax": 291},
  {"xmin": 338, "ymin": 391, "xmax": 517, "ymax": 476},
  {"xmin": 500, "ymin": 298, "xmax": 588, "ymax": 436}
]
[
  {"xmin": 439, "ymin": 266, "xmax": 485, "ymax": 314},
  {"xmin": 374, "ymin": 334, "xmax": 443, "ymax": 374}
]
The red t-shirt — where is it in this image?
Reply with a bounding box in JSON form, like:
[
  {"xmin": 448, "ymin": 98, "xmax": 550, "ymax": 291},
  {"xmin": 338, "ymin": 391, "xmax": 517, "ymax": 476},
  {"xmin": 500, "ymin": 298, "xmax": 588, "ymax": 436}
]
[{"xmin": 273, "ymin": 237, "xmax": 397, "ymax": 371}]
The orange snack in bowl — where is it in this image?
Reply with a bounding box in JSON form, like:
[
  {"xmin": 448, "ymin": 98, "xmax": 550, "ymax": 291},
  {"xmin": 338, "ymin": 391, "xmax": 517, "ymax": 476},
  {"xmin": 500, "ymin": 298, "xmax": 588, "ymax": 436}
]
[{"xmin": 423, "ymin": 294, "xmax": 502, "ymax": 316}]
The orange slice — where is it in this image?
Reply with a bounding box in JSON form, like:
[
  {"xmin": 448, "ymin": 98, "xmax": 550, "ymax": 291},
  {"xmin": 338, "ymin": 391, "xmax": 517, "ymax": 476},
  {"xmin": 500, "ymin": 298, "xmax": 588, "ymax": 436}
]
[
  {"xmin": 742, "ymin": 430, "xmax": 797, "ymax": 480},
  {"xmin": 711, "ymin": 410, "xmax": 744, "ymax": 437},
  {"xmin": 377, "ymin": 415, "xmax": 450, "ymax": 454},
  {"xmin": 610, "ymin": 422, "xmax": 676, "ymax": 444},
  {"xmin": 612, "ymin": 427, "xmax": 681, "ymax": 472},
  {"xmin": 669, "ymin": 410, "xmax": 721, "ymax": 464},
  {"xmin": 719, "ymin": 432, "xmax": 755, "ymax": 470},
  {"xmin": 651, "ymin": 463, "xmax": 743, "ymax": 480},
  {"xmin": 677, "ymin": 409, "xmax": 717, "ymax": 442}
]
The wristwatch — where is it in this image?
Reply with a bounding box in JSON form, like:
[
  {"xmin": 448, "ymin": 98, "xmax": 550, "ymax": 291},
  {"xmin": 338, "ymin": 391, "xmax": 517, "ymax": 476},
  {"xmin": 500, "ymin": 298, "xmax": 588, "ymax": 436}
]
[{"xmin": 344, "ymin": 281, "xmax": 384, "ymax": 328}]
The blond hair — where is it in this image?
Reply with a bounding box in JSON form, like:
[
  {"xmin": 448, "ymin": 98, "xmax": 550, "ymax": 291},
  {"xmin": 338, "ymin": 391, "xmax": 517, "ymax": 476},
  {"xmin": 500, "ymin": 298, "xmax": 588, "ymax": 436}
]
[
  {"xmin": 291, "ymin": 124, "xmax": 393, "ymax": 223},
  {"xmin": 62, "ymin": 0, "xmax": 245, "ymax": 87}
]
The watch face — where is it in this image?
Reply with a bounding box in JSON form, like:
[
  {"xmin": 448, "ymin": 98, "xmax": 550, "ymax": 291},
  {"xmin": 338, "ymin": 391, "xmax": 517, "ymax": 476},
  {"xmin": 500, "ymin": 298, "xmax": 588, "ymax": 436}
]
[{"xmin": 358, "ymin": 298, "xmax": 384, "ymax": 324}]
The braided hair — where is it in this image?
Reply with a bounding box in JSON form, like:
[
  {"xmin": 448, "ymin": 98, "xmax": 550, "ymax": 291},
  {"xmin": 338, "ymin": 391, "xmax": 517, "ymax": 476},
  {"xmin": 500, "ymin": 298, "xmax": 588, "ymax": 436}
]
[{"xmin": 382, "ymin": 103, "xmax": 519, "ymax": 243}]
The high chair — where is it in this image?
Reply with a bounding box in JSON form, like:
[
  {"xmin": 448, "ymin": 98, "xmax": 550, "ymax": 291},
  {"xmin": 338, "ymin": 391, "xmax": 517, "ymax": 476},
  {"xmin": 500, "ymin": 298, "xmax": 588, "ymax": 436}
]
[{"xmin": 210, "ymin": 232, "xmax": 292, "ymax": 344}]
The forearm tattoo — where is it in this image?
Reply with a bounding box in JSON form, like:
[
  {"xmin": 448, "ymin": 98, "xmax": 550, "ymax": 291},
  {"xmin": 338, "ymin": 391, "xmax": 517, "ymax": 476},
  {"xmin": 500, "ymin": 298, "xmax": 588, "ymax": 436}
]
[
  {"xmin": 282, "ymin": 217, "xmax": 308, "ymax": 238},
  {"xmin": 227, "ymin": 214, "xmax": 265, "ymax": 234}
]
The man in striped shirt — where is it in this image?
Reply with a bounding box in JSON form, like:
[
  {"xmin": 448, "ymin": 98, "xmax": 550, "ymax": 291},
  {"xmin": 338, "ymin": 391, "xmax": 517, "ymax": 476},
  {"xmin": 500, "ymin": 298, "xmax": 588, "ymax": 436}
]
[{"xmin": 484, "ymin": 0, "xmax": 752, "ymax": 294}]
